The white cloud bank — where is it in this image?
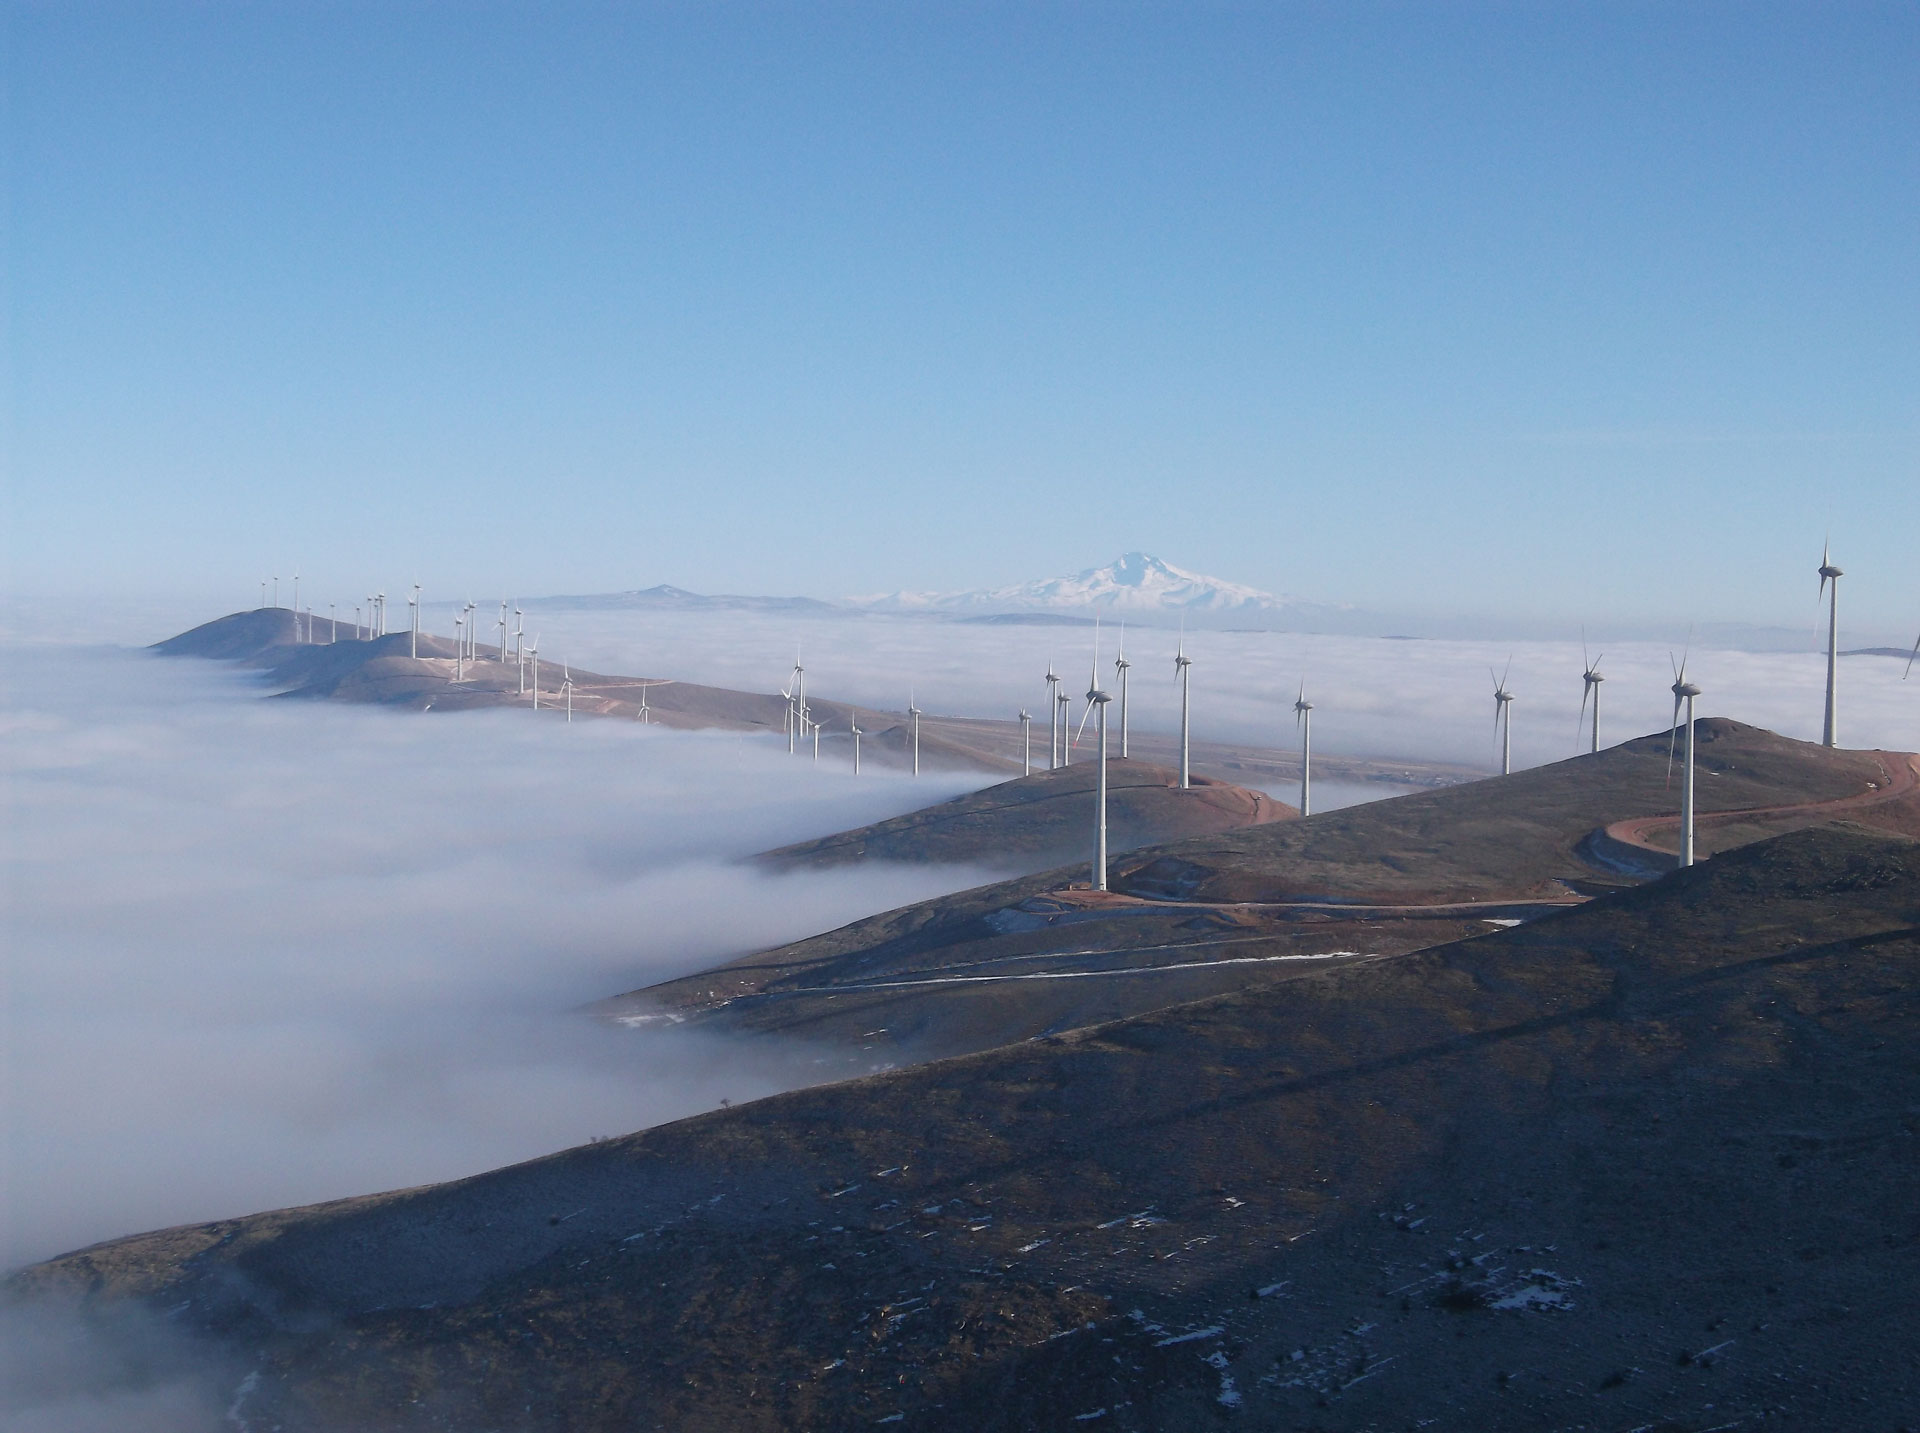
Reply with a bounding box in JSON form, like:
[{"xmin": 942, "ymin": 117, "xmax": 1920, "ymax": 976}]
[
  {"xmin": 1, "ymin": 645, "xmax": 995, "ymax": 1273},
  {"xmin": 519, "ymin": 607, "xmax": 1920, "ymax": 772}
]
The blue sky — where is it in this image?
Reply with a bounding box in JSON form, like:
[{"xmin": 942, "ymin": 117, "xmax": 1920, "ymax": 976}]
[{"xmin": 5, "ymin": 2, "xmax": 1916, "ymax": 630}]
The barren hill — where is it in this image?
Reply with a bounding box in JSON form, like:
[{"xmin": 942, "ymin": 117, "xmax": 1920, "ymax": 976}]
[
  {"xmin": 18, "ymin": 825, "xmax": 1919, "ymax": 1432},
  {"xmin": 755, "ymin": 759, "xmax": 1293, "ymax": 876},
  {"xmin": 152, "ymin": 608, "xmax": 1479, "ymax": 788},
  {"xmin": 609, "ymin": 720, "xmax": 1919, "ymax": 1062}
]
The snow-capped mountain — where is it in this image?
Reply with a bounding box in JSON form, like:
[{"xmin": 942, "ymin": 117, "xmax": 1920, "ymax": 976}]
[{"xmin": 851, "ymin": 553, "xmax": 1332, "ymax": 620}]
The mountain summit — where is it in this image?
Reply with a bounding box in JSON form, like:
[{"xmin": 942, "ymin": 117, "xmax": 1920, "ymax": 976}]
[{"xmin": 853, "ymin": 552, "xmax": 1328, "ymax": 618}]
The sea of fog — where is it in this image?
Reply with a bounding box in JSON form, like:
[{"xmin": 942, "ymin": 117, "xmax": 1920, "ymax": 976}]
[
  {"xmin": 0, "ymin": 645, "xmax": 1002, "ymax": 1274},
  {"xmin": 503, "ymin": 606, "xmax": 1918, "ymax": 773},
  {"xmin": 4, "ymin": 612, "xmax": 1917, "ymax": 1272}
]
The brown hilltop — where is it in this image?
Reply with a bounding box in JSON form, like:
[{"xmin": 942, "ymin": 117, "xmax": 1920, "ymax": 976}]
[
  {"xmin": 151, "ymin": 608, "xmax": 1481, "ymax": 788},
  {"xmin": 756, "ymin": 758, "xmax": 1293, "ymax": 876},
  {"xmin": 17, "ymin": 825, "xmax": 1920, "ymax": 1432},
  {"xmin": 609, "ymin": 719, "xmax": 1919, "ymax": 1063}
]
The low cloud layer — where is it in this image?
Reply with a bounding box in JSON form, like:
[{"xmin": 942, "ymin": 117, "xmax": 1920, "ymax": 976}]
[
  {"xmin": 517, "ymin": 607, "xmax": 1920, "ymax": 773},
  {"xmin": 2, "ymin": 646, "xmax": 995, "ymax": 1274}
]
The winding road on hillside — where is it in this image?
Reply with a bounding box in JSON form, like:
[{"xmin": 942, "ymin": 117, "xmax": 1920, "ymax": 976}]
[{"xmin": 741, "ymin": 748, "xmax": 1920, "ymax": 1004}]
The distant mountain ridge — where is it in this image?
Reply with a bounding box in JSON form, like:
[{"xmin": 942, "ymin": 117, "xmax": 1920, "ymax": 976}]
[
  {"xmin": 527, "ymin": 584, "xmax": 838, "ymax": 614},
  {"xmin": 848, "ymin": 552, "xmax": 1342, "ymax": 619}
]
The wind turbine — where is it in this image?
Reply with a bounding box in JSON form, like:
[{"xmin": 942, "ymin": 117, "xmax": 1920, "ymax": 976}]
[
  {"xmin": 850, "ymin": 716, "xmax": 863, "ymax": 775},
  {"xmin": 272, "ymin": 575, "xmax": 280, "ymax": 608},
  {"xmin": 497, "ymin": 600, "xmax": 508, "ymax": 661},
  {"xmin": 1174, "ymin": 634, "xmax": 1193, "ymax": 789},
  {"xmin": 1114, "ymin": 626, "xmax": 1131, "ymax": 759},
  {"xmin": 291, "ymin": 572, "xmax": 300, "ymax": 617},
  {"xmin": 1579, "ymin": 638, "xmax": 1604, "ymax": 755},
  {"xmin": 562, "ymin": 665, "xmax": 574, "ymax": 723},
  {"xmin": 908, "ymin": 689, "xmax": 922, "ymax": 776},
  {"xmin": 812, "ymin": 716, "xmax": 821, "ymax": 762},
  {"xmin": 793, "ymin": 657, "xmax": 807, "ymax": 757},
  {"xmin": 528, "ymin": 635, "xmax": 540, "ymax": 708},
  {"xmin": 1293, "ymin": 682, "xmax": 1313, "ymax": 817},
  {"xmin": 1907, "ymin": 629, "xmax": 1918, "ymax": 680},
  {"xmin": 377, "ymin": 592, "xmax": 387, "ymax": 636},
  {"xmin": 328, "ymin": 602, "xmax": 336, "ymax": 643},
  {"xmin": 354, "ymin": 603, "xmax": 362, "ymax": 640},
  {"xmin": 637, "ymin": 682, "xmax": 651, "ymax": 725},
  {"xmin": 1057, "ymin": 687, "xmax": 1073, "ymax": 766},
  {"xmin": 1818, "ymin": 542, "xmax": 1843, "ymax": 747},
  {"xmin": 409, "ymin": 585, "xmax": 420, "ymax": 659},
  {"xmin": 453, "ymin": 613, "xmax": 466, "ymax": 680},
  {"xmin": 1490, "ymin": 661, "xmax": 1515, "ymax": 776},
  {"xmin": 1045, "ymin": 666, "xmax": 1061, "ymax": 770},
  {"xmin": 1668, "ymin": 653, "xmax": 1702, "ymax": 867},
  {"xmin": 1019, "ymin": 709, "xmax": 1032, "ymax": 776},
  {"xmin": 1084, "ymin": 655, "xmax": 1113, "ymax": 891}
]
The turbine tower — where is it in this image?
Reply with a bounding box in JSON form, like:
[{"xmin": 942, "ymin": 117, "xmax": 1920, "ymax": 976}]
[
  {"xmin": 637, "ymin": 683, "xmax": 651, "ymax": 725},
  {"xmin": 497, "ymin": 600, "xmax": 508, "ymax": 661},
  {"xmin": 528, "ymin": 636, "xmax": 540, "ymax": 709},
  {"xmin": 1668, "ymin": 655, "xmax": 1702, "ymax": 867},
  {"xmin": 1818, "ymin": 543, "xmax": 1842, "ymax": 747},
  {"xmin": 272, "ymin": 576, "xmax": 279, "ymax": 608},
  {"xmin": 1057, "ymin": 687, "xmax": 1072, "ymax": 766},
  {"xmin": 1174, "ymin": 637, "xmax": 1193, "ymax": 790},
  {"xmin": 1113, "ymin": 628, "xmax": 1131, "ymax": 759},
  {"xmin": 850, "ymin": 716, "xmax": 863, "ymax": 775},
  {"xmin": 328, "ymin": 602, "xmax": 336, "ymax": 643},
  {"xmin": 291, "ymin": 572, "xmax": 300, "ymax": 617},
  {"xmin": 409, "ymin": 585, "xmax": 421, "ymax": 659},
  {"xmin": 1045, "ymin": 666, "xmax": 1061, "ymax": 770},
  {"xmin": 453, "ymin": 613, "xmax": 466, "ymax": 680},
  {"xmin": 563, "ymin": 665, "xmax": 574, "ymax": 723},
  {"xmin": 1019, "ymin": 709, "xmax": 1032, "ymax": 776},
  {"xmin": 1085, "ymin": 660, "xmax": 1113, "ymax": 891},
  {"xmin": 908, "ymin": 690, "xmax": 922, "ymax": 776},
  {"xmin": 1293, "ymin": 682, "xmax": 1313, "ymax": 817},
  {"xmin": 1491, "ymin": 661, "xmax": 1514, "ymax": 775},
  {"xmin": 1579, "ymin": 640, "xmax": 1604, "ymax": 755}
]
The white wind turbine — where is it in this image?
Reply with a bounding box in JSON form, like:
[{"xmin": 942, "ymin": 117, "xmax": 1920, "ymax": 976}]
[
  {"xmin": 291, "ymin": 572, "xmax": 300, "ymax": 618},
  {"xmin": 1818, "ymin": 542, "xmax": 1843, "ymax": 747},
  {"xmin": 1579, "ymin": 639, "xmax": 1604, "ymax": 755},
  {"xmin": 497, "ymin": 600, "xmax": 508, "ymax": 661},
  {"xmin": 1668, "ymin": 653, "xmax": 1702, "ymax": 868},
  {"xmin": 328, "ymin": 602, "xmax": 336, "ymax": 642},
  {"xmin": 1019, "ymin": 709, "xmax": 1032, "ymax": 776},
  {"xmin": 1045, "ymin": 665, "xmax": 1061, "ymax": 770},
  {"xmin": 453, "ymin": 612, "xmax": 466, "ymax": 680},
  {"xmin": 1293, "ymin": 682, "xmax": 1313, "ymax": 817},
  {"xmin": 908, "ymin": 688, "xmax": 922, "ymax": 776},
  {"xmin": 377, "ymin": 592, "xmax": 386, "ymax": 636},
  {"xmin": 1490, "ymin": 661, "xmax": 1515, "ymax": 775},
  {"xmin": 850, "ymin": 715, "xmax": 863, "ymax": 775},
  {"xmin": 562, "ymin": 665, "xmax": 574, "ymax": 723},
  {"xmin": 1081, "ymin": 646, "xmax": 1113, "ymax": 891},
  {"xmin": 793, "ymin": 657, "xmax": 807, "ymax": 757},
  {"xmin": 1057, "ymin": 686, "xmax": 1072, "ymax": 766},
  {"xmin": 409, "ymin": 585, "xmax": 421, "ymax": 659},
  {"xmin": 1113, "ymin": 625, "xmax": 1131, "ymax": 759},
  {"xmin": 272, "ymin": 575, "xmax": 280, "ymax": 608},
  {"xmin": 785, "ymin": 658, "xmax": 805, "ymax": 753},
  {"xmin": 528, "ymin": 635, "xmax": 541, "ymax": 708},
  {"xmin": 637, "ymin": 682, "xmax": 651, "ymax": 725},
  {"xmin": 353, "ymin": 603, "xmax": 362, "ymax": 639},
  {"xmin": 1173, "ymin": 633, "xmax": 1193, "ymax": 789}
]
